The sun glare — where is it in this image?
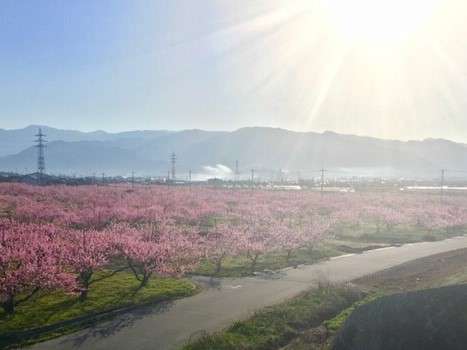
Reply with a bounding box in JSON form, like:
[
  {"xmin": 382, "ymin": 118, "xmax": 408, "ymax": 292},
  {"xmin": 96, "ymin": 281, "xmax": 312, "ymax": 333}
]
[{"xmin": 324, "ymin": 0, "xmax": 440, "ymax": 44}]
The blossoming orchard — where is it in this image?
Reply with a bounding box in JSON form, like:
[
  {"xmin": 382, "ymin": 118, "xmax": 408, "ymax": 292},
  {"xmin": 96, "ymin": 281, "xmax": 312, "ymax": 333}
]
[{"xmin": 1, "ymin": 183, "xmax": 467, "ymax": 315}]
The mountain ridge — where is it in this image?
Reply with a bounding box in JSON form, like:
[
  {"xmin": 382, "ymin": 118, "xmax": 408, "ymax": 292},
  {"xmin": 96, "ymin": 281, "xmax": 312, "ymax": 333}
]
[{"xmin": 0, "ymin": 125, "xmax": 466, "ymax": 178}]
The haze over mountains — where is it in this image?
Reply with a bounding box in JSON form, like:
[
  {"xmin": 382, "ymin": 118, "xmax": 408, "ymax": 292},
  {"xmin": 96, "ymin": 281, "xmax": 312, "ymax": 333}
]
[{"xmin": 1, "ymin": 125, "xmax": 466, "ymax": 179}]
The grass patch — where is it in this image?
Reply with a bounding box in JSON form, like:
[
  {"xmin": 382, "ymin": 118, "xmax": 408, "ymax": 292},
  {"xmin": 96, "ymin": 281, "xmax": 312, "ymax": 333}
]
[
  {"xmin": 323, "ymin": 293, "xmax": 381, "ymax": 334},
  {"xmin": 335, "ymin": 223, "xmax": 465, "ymax": 245},
  {"xmin": 438, "ymin": 268, "xmax": 467, "ymax": 286},
  {"xmin": 0, "ymin": 271, "xmax": 197, "ymax": 348},
  {"xmin": 195, "ymin": 245, "xmax": 342, "ymax": 278},
  {"xmin": 182, "ymin": 284, "xmax": 362, "ymax": 350}
]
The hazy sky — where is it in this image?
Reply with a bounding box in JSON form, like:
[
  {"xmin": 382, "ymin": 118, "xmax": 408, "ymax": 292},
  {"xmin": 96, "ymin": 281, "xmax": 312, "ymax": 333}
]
[{"xmin": 1, "ymin": 0, "xmax": 467, "ymax": 142}]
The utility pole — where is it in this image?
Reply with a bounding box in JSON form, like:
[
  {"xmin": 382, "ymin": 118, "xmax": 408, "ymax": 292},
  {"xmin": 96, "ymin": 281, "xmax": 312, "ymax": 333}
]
[
  {"xmin": 440, "ymin": 168, "xmax": 447, "ymax": 199},
  {"xmin": 188, "ymin": 169, "xmax": 192, "ymax": 182},
  {"xmin": 101, "ymin": 172, "xmax": 105, "ymax": 184},
  {"xmin": 34, "ymin": 128, "xmax": 47, "ymax": 183},
  {"xmin": 235, "ymin": 160, "xmax": 240, "ymax": 183},
  {"xmin": 320, "ymin": 168, "xmax": 327, "ymax": 194},
  {"xmin": 131, "ymin": 171, "xmax": 135, "ymax": 189},
  {"xmin": 250, "ymin": 168, "xmax": 255, "ymax": 184},
  {"xmin": 170, "ymin": 152, "xmax": 176, "ymax": 181}
]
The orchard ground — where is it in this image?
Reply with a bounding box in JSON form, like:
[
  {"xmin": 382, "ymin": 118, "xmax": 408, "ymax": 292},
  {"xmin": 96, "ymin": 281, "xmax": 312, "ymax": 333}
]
[{"xmin": 2, "ymin": 184, "xmax": 467, "ymax": 347}]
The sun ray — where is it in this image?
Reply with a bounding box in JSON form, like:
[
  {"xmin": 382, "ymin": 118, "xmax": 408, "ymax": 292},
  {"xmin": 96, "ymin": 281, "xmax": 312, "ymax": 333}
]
[
  {"xmin": 284, "ymin": 42, "xmax": 351, "ymax": 171},
  {"xmin": 323, "ymin": 0, "xmax": 441, "ymax": 45}
]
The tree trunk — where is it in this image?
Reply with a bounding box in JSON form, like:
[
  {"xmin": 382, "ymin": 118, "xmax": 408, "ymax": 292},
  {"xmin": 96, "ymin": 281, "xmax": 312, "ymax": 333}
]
[
  {"xmin": 138, "ymin": 272, "xmax": 151, "ymax": 289},
  {"xmin": 78, "ymin": 270, "xmax": 93, "ymax": 302},
  {"xmin": 215, "ymin": 253, "xmax": 226, "ymax": 274},
  {"xmin": 2, "ymin": 296, "xmax": 15, "ymax": 314},
  {"xmin": 250, "ymin": 254, "xmax": 259, "ymax": 273},
  {"xmin": 79, "ymin": 288, "xmax": 89, "ymax": 302},
  {"xmin": 286, "ymin": 249, "xmax": 293, "ymax": 263},
  {"xmin": 215, "ymin": 258, "xmax": 223, "ymax": 274}
]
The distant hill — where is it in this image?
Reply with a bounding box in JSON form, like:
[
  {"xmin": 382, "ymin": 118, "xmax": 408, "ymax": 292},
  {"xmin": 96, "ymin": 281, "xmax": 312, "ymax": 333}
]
[
  {"xmin": 0, "ymin": 140, "xmax": 164, "ymax": 176},
  {"xmin": 0, "ymin": 125, "xmax": 172, "ymax": 157},
  {"xmin": 1, "ymin": 126, "xmax": 467, "ymax": 178}
]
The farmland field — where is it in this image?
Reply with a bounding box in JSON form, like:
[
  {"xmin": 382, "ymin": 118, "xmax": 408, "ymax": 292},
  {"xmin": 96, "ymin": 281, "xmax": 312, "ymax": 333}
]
[{"xmin": 1, "ymin": 183, "xmax": 467, "ymax": 346}]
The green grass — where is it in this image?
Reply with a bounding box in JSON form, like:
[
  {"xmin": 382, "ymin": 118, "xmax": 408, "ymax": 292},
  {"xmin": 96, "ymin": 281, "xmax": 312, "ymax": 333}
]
[
  {"xmin": 182, "ymin": 285, "xmax": 362, "ymax": 350},
  {"xmin": 323, "ymin": 293, "xmax": 381, "ymax": 334},
  {"xmin": 195, "ymin": 245, "xmax": 342, "ymax": 278},
  {"xmin": 439, "ymin": 268, "xmax": 467, "ymax": 286},
  {"xmin": 334, "ymin": 223, "xmax": 466, "ymax": 245},
  {"xmin": 0, "ymin": 271, "xmax": 197, "ymax": 348}
]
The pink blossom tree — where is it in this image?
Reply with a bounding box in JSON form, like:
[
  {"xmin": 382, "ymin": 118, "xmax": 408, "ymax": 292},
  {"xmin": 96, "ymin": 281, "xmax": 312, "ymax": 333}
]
[
  {"xmin": 237, "ymin": 219, "xmax": 277, "ymax": 272},
  {"xmin": 0, "ymin": 220, "xmax": 75, "ymax": 314},
  {"xmin": 203, "ymin": 223, "xmax": 241, "ymax": 274},
  {"xmin": 113, "ymin": 224, "xmax": 201, "ymax": 288},
  {"xmin": 64, "ymin": 229, "xmax": 117, "ymax": 301}
]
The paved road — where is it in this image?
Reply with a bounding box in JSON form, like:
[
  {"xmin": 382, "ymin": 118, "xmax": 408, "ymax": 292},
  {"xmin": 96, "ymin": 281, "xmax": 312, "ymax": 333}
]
[{"xmin": 30, "ymin": 236, "xmax": 467, "ymax": 350}]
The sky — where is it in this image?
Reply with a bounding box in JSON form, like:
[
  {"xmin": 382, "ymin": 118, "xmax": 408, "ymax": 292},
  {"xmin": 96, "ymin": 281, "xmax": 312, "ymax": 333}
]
[{"xmin": 1, "ymin": 0, "xmax": 467, "ymax": 142}]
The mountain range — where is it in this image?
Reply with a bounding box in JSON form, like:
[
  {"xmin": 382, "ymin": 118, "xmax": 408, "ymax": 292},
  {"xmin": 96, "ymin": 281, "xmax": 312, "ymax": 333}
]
[{"xmin": 1, "ymin": 125, "xmax": 466, "ymax": 179}]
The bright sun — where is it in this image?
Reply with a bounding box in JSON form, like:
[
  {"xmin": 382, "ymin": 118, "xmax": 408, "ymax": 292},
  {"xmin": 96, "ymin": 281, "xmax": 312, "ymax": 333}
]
[{"xmin": 324, "ymin": 0, "xmax": 440, "ymax": 44}]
